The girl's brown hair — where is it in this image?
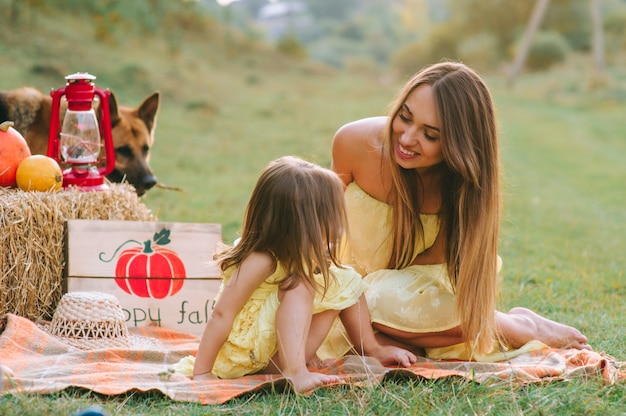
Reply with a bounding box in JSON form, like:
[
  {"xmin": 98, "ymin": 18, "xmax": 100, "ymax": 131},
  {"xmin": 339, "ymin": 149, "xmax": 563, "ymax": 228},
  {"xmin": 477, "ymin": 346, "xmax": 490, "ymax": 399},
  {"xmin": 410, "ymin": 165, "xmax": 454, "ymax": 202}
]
[
  {"xmin": 385, "ymin": 62, "xmax": 501, "ymax": 354},
  {"xmin": 216, "ymin": 156, "xmax": 347, "ymax": 294}
]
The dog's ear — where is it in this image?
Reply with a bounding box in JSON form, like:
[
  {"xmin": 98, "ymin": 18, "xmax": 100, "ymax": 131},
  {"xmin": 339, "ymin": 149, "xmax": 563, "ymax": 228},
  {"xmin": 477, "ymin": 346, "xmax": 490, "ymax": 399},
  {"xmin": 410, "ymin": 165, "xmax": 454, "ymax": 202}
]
[
  {"xmin": 108, "ymin": 92, "xmax": 121, "ymax": 127},
  {"xmin": 137, "ymin": 92, "xmax": 160, "ymax": 133}
]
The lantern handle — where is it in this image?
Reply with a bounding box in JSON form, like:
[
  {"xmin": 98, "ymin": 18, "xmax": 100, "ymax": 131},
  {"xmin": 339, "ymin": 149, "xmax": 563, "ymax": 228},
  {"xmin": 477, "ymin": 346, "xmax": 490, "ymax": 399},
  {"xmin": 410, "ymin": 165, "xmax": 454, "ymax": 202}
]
[
  {"xmin": 93, "ymin": 88, "xmax": 115, "ymax": 176},
  {"xmin": 47, "ymin": 87, "xmax": 67, "ymax": 160}
]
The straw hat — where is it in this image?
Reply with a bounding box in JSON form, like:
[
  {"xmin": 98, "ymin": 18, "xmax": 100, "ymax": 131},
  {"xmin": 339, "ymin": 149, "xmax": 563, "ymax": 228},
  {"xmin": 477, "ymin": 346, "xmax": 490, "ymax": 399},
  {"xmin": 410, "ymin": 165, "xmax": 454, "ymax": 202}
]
[{"xmin": 45, "ymin": 291, "xmax": 162, "ymax": 350}]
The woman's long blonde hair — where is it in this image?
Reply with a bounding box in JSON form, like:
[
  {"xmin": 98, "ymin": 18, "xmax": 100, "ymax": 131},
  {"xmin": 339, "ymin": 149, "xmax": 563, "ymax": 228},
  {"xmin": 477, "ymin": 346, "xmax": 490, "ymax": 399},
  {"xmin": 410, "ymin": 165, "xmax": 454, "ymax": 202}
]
[
  {"xmin": 216, "ymin": 156, "xmax": 347, "ymax": 294},
  {"xmin": 385, "ymin": 62, "xmax": 501, "ymax": 354}
]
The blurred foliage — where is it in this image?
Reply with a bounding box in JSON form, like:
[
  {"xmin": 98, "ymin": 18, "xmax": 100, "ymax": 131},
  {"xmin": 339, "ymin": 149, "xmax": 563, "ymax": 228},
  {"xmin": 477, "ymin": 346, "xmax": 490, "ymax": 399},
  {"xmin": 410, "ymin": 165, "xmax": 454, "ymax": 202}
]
[
  {"xmin": 302, "ymin": 0, "xmax": 361, "ymax": 21},
  {"xmin": 228, "ymin": 0, "xmax": 418, "ymax": 68},
  {"xmin": 276, "ymin": 34, "xmax": 308, "ymax": 60},
  {"xmin": 525, "ymin": 31, "xmax": 570, "ymax": 71},
  {"xmin": 389, "ymin": 0, "xmax": 626, "ymax": 77},
  {"xmin": 604, "ymin": 7, "xmax": 626, "ymax": 65},
  {"xmin": 447, "ymin": 0, "xmax": 535, "ymax": 50},
  {"xmin": 390, "ymin": 22, "xmax": 462, "ymax": 79},
  {"xmin": 295, "ymin": 1, "xmax": 415, "ymax": 68},
  {"xmin": 4, "ymin": 0, "xmax": 219, "ymax": 43},
  {"xmin": 3, "ymin": 0, "xmax": 626, "ymax": 85},
  {"xmin": 542, "ymin": 0, "xmax": 592, "ymax": 52},
  {"xmin": 456, "ymin": 32, "xmax": 502, "ymax": 74},
  {"xmin": 223, "ymin": 0, "xmax": 626, "ymax": 78}
]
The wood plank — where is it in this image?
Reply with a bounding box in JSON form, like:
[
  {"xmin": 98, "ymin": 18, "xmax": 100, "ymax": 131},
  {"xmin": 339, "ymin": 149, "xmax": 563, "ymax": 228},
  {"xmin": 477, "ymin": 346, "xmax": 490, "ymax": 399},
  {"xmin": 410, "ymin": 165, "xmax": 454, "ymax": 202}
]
[{"xmin": 66, "ymin": 220, "xmax": 221, "ymax": 277}]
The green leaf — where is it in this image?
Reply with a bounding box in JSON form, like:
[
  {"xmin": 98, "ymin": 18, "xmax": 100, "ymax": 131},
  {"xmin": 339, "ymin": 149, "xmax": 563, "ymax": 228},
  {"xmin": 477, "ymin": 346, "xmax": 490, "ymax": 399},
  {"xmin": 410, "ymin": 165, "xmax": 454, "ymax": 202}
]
[{"xmin": 153, "ymin": 228, "xmax": 171, "ymax": 246}]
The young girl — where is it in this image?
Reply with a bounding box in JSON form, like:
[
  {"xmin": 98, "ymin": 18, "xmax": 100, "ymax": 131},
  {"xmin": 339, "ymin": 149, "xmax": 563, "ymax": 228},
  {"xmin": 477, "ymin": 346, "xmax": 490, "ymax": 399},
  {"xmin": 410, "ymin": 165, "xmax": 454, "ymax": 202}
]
[{"xmin": 192, "ymin": 156, "xmax": 415, "ymax": 392}]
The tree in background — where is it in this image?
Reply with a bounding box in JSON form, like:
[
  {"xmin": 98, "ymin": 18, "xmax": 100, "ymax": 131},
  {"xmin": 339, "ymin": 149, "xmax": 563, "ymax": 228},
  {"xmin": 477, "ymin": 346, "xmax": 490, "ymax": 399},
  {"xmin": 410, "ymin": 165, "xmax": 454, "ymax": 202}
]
[
  {"xmin": 390, "ymin": 0, "xmax": 624, "ymax": 79},
  {"xmin": 11, "ymin": 0, "xmax": 624, "ymax": 78}
]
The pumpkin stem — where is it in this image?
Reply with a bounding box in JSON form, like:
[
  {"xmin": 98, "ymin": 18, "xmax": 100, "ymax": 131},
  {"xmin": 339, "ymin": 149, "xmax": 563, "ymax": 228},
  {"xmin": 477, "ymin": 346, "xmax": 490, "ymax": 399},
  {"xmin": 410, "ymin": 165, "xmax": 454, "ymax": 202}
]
[
  {"xmin": 143, "ymin": 239, "xmax": 154, "ymax": 253},
  {"xmin": 98, "ymin": 239, "xmax": 143, "ymax": 262},
  {"xmin": 0, "ymin": 121, "xmax": 15, "ymax": 132}
]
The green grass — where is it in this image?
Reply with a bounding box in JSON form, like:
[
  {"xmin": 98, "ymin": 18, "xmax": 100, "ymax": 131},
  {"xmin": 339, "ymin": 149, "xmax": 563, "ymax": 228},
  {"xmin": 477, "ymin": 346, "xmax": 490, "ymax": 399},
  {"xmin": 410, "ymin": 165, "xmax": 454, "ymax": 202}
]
[
  {"xmin": 140, "ymin": 67, "xmax": 392, "ymax": 241},
  {"xmin": 2, "ymin": 376, "xmax": 625, "ymax": 415},
  {"xmin": 489, "ymin": 66, "xmax": 626, "ymax": 360},
  {"xmin": 1, "ymin": 5, "xmax": 625, "ymax": 415}
]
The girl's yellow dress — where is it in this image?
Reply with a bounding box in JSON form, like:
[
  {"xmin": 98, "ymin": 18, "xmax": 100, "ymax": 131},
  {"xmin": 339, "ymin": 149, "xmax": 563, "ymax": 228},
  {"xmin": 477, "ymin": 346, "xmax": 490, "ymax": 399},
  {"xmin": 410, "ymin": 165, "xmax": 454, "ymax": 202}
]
[
  {"xmin": 211, "ymin": 261, "xmax": 367, "ymax": 379},
  {"xmin": 319, "ymin": 182, "xmax": 546, "ymax": 362}
]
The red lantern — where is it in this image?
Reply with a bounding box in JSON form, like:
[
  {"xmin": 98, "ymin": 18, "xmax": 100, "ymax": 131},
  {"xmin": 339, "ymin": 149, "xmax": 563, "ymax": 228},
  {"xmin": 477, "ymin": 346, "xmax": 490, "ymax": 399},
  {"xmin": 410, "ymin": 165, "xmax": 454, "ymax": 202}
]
[
  {"xmin": 100, "ymin": 228, "xmax": 187, "ymax": 299},
  {"xmin": 47, "ymin": 72, "xmax": 115, "ymax": 191}
]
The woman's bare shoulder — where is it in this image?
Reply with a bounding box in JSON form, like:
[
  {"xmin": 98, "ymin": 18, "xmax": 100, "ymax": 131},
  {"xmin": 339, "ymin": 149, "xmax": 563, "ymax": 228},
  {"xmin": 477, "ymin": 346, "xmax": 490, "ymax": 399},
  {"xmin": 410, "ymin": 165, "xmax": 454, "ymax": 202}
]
[
  {"xmin": 332, "ymin": 117, "xmax": 386, "ymax": 159},
  {"xmin": 332, "ymin": 117, "xmax": 387, "ymax": 187},
  {"xmin": 334, "ymin": 117, "xmax": 387, "ymax": 144}
]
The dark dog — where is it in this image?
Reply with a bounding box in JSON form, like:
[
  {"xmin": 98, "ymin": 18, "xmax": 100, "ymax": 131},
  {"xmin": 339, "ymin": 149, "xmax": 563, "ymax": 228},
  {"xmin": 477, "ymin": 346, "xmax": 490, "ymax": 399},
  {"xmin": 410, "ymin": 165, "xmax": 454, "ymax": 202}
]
[{"xmin": 0, "ymin": 87, "xmax": 160, "ymax": 195}]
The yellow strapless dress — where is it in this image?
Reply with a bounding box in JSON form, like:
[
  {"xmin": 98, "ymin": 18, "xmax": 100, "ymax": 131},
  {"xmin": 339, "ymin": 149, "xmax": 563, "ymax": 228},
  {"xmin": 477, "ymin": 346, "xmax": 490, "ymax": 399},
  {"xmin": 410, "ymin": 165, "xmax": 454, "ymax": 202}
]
[
  {"xmin": 319, "ymin": 182, "xmax": 546, "ymax": 362},
  {"xmin": 341, "ymin": 182, "xmax": 460, "ymax": 332}
]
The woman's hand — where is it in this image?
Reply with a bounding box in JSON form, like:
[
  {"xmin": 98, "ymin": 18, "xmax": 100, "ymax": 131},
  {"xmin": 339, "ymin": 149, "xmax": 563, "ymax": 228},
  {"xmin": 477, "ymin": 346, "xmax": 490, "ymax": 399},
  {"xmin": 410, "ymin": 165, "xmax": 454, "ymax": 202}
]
[{"xmin": 368, "ymin": 344, "xmax": 417, "ymax": 368}]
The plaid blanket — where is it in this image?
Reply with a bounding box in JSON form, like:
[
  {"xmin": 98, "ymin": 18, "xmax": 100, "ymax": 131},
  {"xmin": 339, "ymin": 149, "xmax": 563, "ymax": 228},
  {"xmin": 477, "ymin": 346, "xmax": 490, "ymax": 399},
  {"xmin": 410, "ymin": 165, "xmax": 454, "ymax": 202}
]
[{"xmin": 0, "ymin": 314, "xmax": 623, "ymax": 405}]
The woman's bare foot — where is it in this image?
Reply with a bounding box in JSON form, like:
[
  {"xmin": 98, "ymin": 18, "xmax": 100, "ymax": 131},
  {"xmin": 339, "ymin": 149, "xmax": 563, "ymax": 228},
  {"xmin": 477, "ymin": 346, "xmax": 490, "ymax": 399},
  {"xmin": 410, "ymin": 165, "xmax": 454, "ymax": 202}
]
[
  {"xmin": 501, "ymin": 307, "xmax": 590, "ymax": 350},
  {"xmin": 288, "ymin": 369, "xmax": 341, "ymax": 393}
]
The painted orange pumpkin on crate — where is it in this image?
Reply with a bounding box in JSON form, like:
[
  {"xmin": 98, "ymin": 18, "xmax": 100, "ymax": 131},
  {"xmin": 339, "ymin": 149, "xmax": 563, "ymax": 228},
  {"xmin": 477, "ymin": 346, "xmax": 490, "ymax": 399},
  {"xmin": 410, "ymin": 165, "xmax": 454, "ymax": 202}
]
[{"xmin": 99, "ymin": 228, "xmax": 187, "ymax": 299}]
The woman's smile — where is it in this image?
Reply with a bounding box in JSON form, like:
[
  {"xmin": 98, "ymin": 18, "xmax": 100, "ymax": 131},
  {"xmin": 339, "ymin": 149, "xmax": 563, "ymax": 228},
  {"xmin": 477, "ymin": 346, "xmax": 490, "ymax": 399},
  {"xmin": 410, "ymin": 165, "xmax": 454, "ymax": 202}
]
[{"xmin": 397, "ymin": 143, "xmax": 419, "ymax": 159}]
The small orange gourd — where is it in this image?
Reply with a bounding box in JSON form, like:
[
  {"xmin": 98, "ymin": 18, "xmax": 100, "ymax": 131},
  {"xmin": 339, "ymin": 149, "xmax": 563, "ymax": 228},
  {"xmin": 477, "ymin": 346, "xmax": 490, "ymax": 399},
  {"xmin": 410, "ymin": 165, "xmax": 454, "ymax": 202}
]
[{"xmin": 16, "ymin": 155, "xmax": 63, "ymax": 192}]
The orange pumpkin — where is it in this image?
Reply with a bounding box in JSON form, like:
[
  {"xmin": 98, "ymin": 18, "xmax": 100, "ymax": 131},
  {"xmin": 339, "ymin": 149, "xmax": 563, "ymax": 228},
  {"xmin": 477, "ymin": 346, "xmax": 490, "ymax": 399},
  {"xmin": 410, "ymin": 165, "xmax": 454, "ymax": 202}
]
[
  {"xmin": 0, "ymin": 121, "xmax": 32, "ymax": 188},
  {"xmin": 111, "ymin": 229, "xmax": 187, "ymax": 299}
]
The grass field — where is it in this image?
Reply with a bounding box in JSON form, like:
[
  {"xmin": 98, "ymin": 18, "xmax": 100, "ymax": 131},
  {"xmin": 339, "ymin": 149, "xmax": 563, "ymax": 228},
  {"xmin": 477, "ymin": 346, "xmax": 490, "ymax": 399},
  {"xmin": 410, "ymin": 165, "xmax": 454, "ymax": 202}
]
[{"xmin": 1, "ymin": 6, "xmax": 625, "ymax": 415}]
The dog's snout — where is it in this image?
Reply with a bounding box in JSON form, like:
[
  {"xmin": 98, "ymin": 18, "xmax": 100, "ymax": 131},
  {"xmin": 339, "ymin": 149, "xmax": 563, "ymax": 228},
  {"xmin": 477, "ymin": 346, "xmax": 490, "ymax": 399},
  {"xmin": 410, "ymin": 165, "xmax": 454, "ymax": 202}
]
[{"xmin": 143, "ymin": 175, "xmax": 157, "ymax": 191}]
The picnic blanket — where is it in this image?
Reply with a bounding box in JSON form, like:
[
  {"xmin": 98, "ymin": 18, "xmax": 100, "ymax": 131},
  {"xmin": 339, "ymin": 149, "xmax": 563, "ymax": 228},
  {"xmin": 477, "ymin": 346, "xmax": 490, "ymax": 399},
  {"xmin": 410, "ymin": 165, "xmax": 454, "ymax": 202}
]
[{"xmin": 1, "ymin": 314, "xmax": 623, "ymax": 405}]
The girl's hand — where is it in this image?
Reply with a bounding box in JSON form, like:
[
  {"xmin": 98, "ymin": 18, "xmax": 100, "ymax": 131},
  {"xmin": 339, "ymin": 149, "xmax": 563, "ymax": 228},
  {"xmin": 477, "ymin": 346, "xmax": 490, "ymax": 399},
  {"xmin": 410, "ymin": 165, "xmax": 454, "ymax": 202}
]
[{"xmin": 192, "ymin": 371, "xmax": 219, "ymax": 381}]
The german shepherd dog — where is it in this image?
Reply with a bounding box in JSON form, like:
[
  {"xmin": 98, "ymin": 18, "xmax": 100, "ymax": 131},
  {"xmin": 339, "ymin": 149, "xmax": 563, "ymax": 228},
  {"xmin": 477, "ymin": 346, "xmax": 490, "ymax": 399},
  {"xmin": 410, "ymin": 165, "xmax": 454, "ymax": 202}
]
[{"xmin": 0, "ymin": 87, "xmax": 160, "ymax": 196}]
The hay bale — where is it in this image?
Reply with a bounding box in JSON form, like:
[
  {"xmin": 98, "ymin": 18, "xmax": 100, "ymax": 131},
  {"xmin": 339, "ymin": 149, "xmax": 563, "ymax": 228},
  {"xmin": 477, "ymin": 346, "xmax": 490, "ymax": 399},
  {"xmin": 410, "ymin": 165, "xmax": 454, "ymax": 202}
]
[{"xmin": 0, "ymin": 183, "xmax": 155, "ymax": 321}]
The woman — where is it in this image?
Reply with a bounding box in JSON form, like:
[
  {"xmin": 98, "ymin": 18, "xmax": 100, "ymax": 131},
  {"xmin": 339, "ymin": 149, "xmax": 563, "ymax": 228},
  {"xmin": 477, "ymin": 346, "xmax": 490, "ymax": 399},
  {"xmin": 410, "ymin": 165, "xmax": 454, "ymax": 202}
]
[{"xmin": 331, "ymin": 61, "xmax": 589, "ymax": 360}]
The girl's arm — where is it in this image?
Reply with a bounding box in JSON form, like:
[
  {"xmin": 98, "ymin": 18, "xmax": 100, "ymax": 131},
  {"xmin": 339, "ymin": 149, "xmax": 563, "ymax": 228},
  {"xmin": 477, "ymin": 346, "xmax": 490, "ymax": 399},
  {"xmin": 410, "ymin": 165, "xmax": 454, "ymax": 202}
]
[{"xmin": 193, "ymin": 251, "xmax": 276, "ymax": 379}]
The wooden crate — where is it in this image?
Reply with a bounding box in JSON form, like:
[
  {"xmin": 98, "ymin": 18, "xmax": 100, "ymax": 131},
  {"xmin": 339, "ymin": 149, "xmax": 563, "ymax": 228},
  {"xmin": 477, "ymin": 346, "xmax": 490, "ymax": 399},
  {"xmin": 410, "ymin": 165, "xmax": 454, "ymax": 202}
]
[{"xmin": 65, "ymin": 219, "xmax": 223, "ymax": 335}]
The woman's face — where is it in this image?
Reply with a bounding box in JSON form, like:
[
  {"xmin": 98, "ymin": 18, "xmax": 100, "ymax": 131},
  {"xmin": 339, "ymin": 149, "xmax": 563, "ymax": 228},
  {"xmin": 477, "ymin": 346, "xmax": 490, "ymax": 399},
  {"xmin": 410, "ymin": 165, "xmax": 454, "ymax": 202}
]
[{"xmin": 391, "ymin": 84, "xmax": 444, "ymax": 171}]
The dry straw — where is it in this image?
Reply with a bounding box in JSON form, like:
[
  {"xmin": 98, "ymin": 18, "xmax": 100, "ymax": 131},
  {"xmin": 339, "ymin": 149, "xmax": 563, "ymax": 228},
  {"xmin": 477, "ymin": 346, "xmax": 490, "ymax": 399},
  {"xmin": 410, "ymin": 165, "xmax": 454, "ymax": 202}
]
[{"xmin": 0, "ymin": 183, "xmax": 155, "ymax": 321}]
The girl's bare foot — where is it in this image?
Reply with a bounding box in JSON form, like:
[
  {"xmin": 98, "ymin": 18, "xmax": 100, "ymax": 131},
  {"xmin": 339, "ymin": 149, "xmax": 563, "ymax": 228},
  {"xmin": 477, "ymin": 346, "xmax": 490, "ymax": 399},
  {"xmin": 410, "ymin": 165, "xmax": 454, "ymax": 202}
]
[
  {"xmin": 289, "ymin": 369, "xmax": 341, "ymax": 393},
  {"xmin": 506, "ymin": 307, "xmax": 590, "ymax": 350}
]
